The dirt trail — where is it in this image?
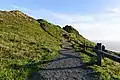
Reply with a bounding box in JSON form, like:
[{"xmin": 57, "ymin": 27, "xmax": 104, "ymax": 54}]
[{"xmin": 28, "ymin": 39, "xmax": 100, "ymax": 80}]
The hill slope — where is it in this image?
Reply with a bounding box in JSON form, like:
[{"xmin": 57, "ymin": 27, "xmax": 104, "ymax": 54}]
[
  {"xmin": 63, "ymin": 26, "xmax": 120, "ymax": 79},
  {"xmin": 0, "ymin": 10, "xmax": 96, "ymax": 80},
  {"xmin": 1, "ymin": 10, "xmax": 119, "ymax": 80},
  {"xmin": 0, "ymin": 10, "xmax": 63, "ymax": 80},
  {"xmin": 63, "ymin": 25, "xmax": 95, "ymax": 49},
  {"xmin": 37, "ymin": 19, "xmax": 63, "ymax": 41}
]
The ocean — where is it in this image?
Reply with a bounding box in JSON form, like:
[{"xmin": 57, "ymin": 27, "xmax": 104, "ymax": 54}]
[{"xmin": 93, "ymin": 40, "xmax": 120, "ymax": 52}]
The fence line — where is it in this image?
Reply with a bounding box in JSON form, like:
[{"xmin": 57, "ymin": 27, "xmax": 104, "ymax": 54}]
[{"xmin": 73, "ymin": 40, "xmax": 120, "ymax": 66}]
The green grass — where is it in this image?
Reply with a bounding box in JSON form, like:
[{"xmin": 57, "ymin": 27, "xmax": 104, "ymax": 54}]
[
  {"xmin": 80, "ymin": 53, "xmax": 120, "ymax": 80},
  {"xmin": 71, "ymin": 41, "xmax": 120, "ymax": 79},
  {"xmin": 1, "ymin": 10, "xmax": 120, "ymax": 80},
  {"xmin": 0, "ymin": 10, "xmax": 62, "ymax": 80},
  {"xmin": 37, "ymin": 19, "xmax": 63, "ymax": 41},
  {"xmin": 63, "ymin": 25, "xmax": 120, "ymax": 80}
]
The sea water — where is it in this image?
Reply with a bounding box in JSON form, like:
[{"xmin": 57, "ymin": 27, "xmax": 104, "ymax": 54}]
[{"xmin": 93, "ymin": 40, "xmax": 120, "ymax": 52}]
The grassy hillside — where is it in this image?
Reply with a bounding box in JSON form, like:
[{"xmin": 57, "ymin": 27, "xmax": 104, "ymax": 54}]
[
  {"xmin": 37, "ymin": 19, "xmax": 64, "ymax": 41},
  {"xmin": 63, "ymin": 26, "xmax": 120, "ymax": 79},
  {"xmin": 0, "ymin": 10, "xmax": 120, "ymax": 80},
  {"xmin": 81, "ymin": 52, "xmax": 120, "ymax": 80},
  {"xmin": 0, "ymin": 10, "xmax": 63, "ymax": 80},
  {"xmin": 63, "ymin": 25, "xmax": 95, "ymax": 49}
]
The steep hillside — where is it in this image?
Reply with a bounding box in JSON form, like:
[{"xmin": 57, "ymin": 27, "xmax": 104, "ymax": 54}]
[
  {"xmin": 63, "ymin": 26, "xmax": 120, "ymax": 79},
  {"xmin": 0, "ymin": 10, "xmax": 96, "ymax": 79},
  {"xmin": 63, "ymin": 25, "xmax": 80, "ymax": 35},
  {"xmin": 37, "ymin": 19, "xmax": 64, "ymax": 41},
  {"xmin": 1, "ymin": 10, "xmax": 119, "ymax": 80},
  {"xmin": 63, "ymin": 25, "xmax": 95, "ymax": 49},
  {"xmin": 0, "ymin": 10, "xmax": 63, "ymax": 80}
]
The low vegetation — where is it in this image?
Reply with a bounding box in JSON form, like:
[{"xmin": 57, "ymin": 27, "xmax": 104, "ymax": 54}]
[
  {"xmin": 0, "ymin": 10, "xmax": 63, "ymax": 80},
  {"xmin": 0, "ymin": 10, "xmax": 120, "ymax": 80},
  {"xmin": 64, "ymin": 26, "xmax": 120, "ymax": 80}
]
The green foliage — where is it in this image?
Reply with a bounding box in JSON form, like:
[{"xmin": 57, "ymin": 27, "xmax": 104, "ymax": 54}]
[
  {"xmin": 72, "ymin": 41, "xmax": 120, "ymax": 79},
  {"xmin": 63, "ymin": 25, "xmax": 80, "ymax": 35},
  {"xmin": 74, "ymin": 47, "xmax": 120, "ymax": 79},
  {"xmin": 92, "ymin": 58, "xmax": 120, "ymax": 80},
  {"xmin": 0, "ymin": 10, "xmax": 62, "ymax": 80},
  {"xmin": 65, "ymin": 24, "xmax": 120, "ymax": 79},
  {"xmin": 63, "ymin": 25, "xmax": 95, "ymax": 47},
  {"xmin": 1, "ymin": 10, "xmax": 120, "ymax": 80},
  {"xmin": 37, "ymin": 19, "xmax": 63, "ymax": 41},
  {"xmin": 68, "ymin": 33, "xmax": 95, "ymax": 50}
]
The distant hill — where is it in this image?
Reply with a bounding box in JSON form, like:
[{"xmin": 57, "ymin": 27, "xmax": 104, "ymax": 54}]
[
  {"xmin": 63, "ymin": 25, "xmax": 80, "ymax": 35},
  {"xmin": 63, "ymin": 25, "xmax": 95, "ymax": 47},
  {"xmin": 0, "ymin": 10, "xmax": 94, "ymax": 80}
]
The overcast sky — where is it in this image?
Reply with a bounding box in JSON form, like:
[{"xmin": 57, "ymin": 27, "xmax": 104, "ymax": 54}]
[{"xmin": 1, "ymin": 0, "xmax": 120, "ymax": 41}]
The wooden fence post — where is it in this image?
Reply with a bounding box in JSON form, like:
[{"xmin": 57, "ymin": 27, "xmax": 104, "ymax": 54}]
[
  {"xmin": 102, "ymin": 45, "xmax": 105, "ymax": 58},
  {"xmin": 96, "ymin": 43, "xmax": 102, "ymax": 66}
]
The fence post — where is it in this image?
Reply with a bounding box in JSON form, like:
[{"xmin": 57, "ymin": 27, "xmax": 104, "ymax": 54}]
[
  {"xmin": 96, "ymin": 43, "xmax": 102, "ymax": 66},
  {"xmin": 102, "ymin": 45, "xmax": 105, "ymax": 58}
]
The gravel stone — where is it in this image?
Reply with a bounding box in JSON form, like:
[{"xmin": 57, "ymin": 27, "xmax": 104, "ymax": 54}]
[{"xmin": 28, "ymin": 40, "xmax": 100, "ymax": 80}]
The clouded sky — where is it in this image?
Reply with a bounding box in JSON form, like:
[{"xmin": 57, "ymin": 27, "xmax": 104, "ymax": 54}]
[{"xmin": 1, "ymin": 0, "xmax": 120, "ymax": 41}]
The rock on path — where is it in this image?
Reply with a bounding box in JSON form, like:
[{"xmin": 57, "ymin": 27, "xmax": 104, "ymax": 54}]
[{"xmin": 28, "ymin": 40, "xmax": 100, "ymax": 80}]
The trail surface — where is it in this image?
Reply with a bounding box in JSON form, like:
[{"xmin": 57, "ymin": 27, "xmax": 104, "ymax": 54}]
[{"xmin": 28, "ymin": 39, "xmax": 99, "ymax": 80}]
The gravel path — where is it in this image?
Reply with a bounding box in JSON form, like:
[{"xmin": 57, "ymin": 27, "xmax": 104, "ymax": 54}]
[{"xmin": 28, "ymin": 40, "xmax": 100, "ymax": 80}]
